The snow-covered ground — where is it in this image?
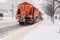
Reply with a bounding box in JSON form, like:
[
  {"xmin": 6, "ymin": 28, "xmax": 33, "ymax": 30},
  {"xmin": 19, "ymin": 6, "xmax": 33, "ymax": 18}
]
[
  {"xmin": 0, "ymin": 14, "xmax": 60, "ymax": 40},
  {"xmin": 0, "ymin": 19, "xmax": 18, "ymax": 28},
  {"xmin": 22, "ymin": 15, "xmax": 60, "ymax": 40}
]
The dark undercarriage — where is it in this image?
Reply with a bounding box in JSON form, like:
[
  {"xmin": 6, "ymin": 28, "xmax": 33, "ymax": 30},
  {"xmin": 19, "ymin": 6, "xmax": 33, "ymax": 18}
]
[{"xmin": 18, "ymin": 17, "xmax": 34, "ymax": 25}]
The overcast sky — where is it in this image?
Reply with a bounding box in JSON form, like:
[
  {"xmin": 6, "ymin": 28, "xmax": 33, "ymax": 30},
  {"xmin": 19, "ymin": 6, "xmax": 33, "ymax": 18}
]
[{"xmin": 0, "ymin": 0, "xmax": 7, "ymax": 3}]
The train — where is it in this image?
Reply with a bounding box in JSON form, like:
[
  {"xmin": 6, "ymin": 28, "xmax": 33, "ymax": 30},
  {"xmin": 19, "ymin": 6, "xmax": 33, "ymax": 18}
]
[{"xmin": 16, "ymin": 2, "xmax": 43, "ymax": 24}]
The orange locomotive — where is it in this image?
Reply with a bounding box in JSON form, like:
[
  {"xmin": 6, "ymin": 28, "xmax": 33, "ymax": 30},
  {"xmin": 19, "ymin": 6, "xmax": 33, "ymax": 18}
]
[{"xmin": 16, "ymin": 2, "xmax": 42, "ymax": 24}]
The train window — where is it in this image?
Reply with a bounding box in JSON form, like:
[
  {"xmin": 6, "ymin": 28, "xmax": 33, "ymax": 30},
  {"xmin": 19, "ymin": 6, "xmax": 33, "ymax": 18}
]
[
  {"xmin": 20, "ymin": 5, "xmax": 24, "ymax": 11},
  {"xmin": 25, "ymin": 5, "xmax": 29, "ymax": 10},
  {"xmin": 20, "ymin": 6, "xmax": 23, "ymax": 9},
  {"xmin": 26, "ymin": 6, "xmax": 29, "ymax": 9}
]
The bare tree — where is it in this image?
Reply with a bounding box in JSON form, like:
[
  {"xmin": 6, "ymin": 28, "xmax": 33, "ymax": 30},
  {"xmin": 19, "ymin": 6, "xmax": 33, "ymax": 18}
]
[
  {"xmin": 41, "ymin": 0, "xmax": 54, "ymax": 23},
  {"xmin": 42, "ymin": 0, "xmax": 60, "ymax": 23}
]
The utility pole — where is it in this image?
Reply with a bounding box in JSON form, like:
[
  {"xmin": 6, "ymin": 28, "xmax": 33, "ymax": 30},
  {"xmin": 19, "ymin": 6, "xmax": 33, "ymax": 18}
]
[
  {"xmin": 12, "ymin": 3, "xmax": 14, "ymax": 19},
  {"xmin": 52, "ymin": 0, "xmax": 60, "ymax": 23},
  {"xmin": 52, "ymin": 0, "xmax": 55, "ymax": 23}
]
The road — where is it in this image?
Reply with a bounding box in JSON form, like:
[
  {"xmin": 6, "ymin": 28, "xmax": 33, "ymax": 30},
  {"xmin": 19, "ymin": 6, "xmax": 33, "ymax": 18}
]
[{"xmin": 0, "ymin": 21, "xmax": 39, "ymax": 40}]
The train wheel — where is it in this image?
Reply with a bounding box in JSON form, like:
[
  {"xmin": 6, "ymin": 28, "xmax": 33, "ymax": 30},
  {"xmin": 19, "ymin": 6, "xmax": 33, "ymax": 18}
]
[
  {"xmin": 34, "ymin": 17, "xmax": 40, "ymax": 23},
  {"xmin": 19, "ymin": 22, "xmax": 24, "ymax": 25},
  {"xmin": 36, "ymin": 17, "xmax": 40, "ymax": 23}
]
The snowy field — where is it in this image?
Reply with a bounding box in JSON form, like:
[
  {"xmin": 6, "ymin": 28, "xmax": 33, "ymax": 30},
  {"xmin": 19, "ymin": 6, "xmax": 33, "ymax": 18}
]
[
  {"xmin": 22, "ymin": 20, "xmax": 60, "ymax": 40},
  {"xmin": 0, "ymin": 19, "xmax": 60, "ymax": 40},
  {"xmin": 22, "ymin": 15, "xmax": 60, "ymax": 40}
]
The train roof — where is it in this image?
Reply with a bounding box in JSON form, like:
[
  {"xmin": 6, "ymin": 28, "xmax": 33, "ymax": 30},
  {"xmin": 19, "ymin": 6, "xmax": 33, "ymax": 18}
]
[
  {"xmin": 18, "ymin": 2, "xmax": 32, "ymax": 5},
  {"xmin": 18, "ymin": 2, "xmax": 39, "ymax": 10}
]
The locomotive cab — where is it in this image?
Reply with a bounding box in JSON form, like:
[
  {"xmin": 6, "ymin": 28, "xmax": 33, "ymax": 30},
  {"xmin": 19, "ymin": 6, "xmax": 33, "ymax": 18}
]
[{"xmin": 16, "ymin": 2, "xmax": 42, "ymax": 24}]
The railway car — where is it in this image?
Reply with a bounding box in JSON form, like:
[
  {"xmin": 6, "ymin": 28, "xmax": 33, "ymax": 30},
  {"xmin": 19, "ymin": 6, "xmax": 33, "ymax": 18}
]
[{"xmin": 16, "ymin": 2, "xmax": 42, "ymax": 24}]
